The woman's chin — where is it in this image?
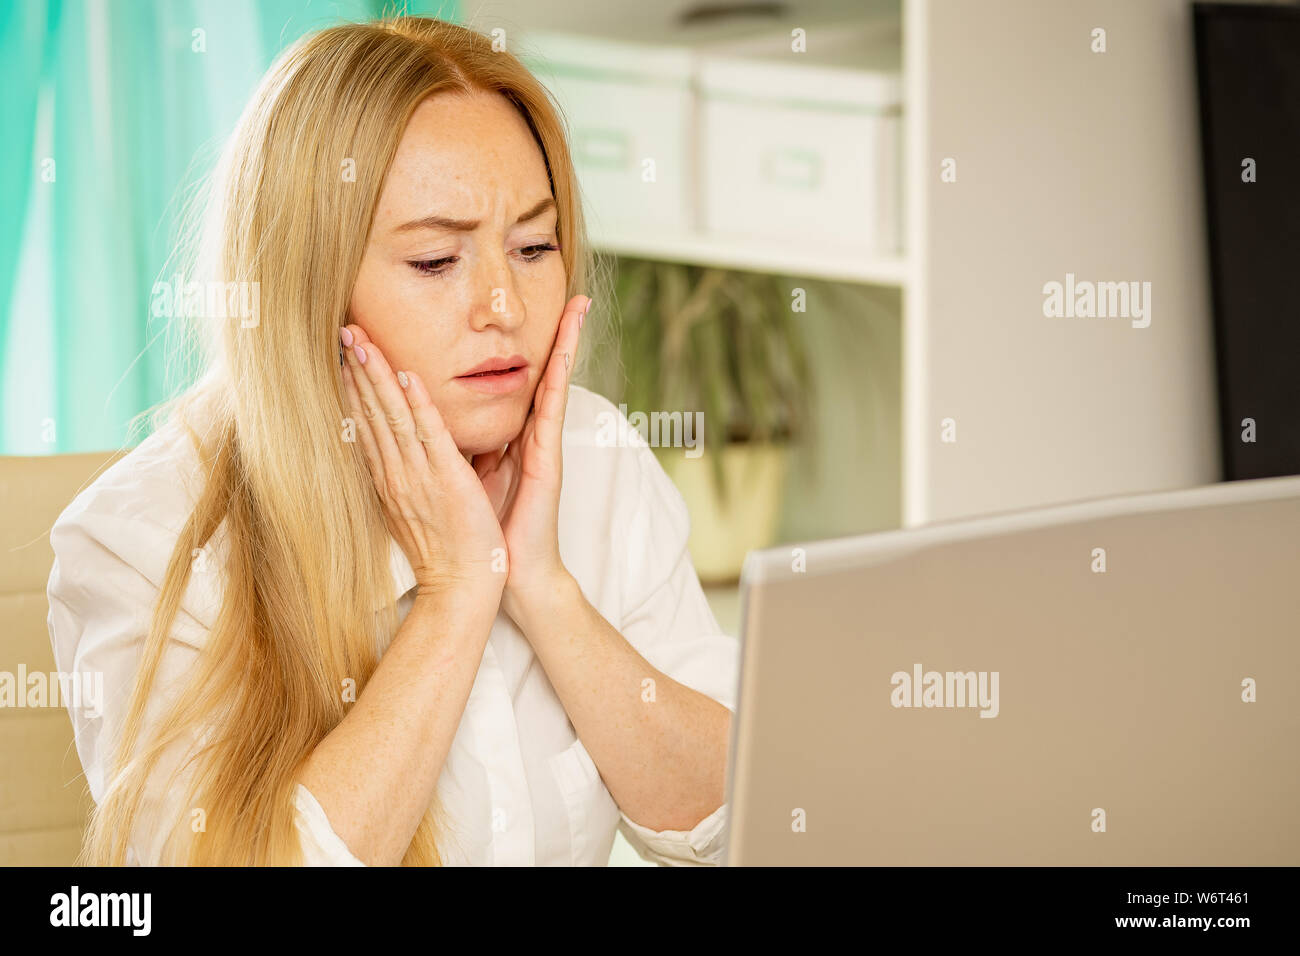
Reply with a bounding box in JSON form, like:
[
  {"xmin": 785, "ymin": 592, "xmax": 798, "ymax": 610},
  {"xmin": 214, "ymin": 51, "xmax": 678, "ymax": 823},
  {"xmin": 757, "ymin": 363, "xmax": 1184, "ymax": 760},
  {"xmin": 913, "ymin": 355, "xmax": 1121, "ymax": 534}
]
[{"xmin": 448, "ymin": 403, "xmax": 530, "ymax": 457}]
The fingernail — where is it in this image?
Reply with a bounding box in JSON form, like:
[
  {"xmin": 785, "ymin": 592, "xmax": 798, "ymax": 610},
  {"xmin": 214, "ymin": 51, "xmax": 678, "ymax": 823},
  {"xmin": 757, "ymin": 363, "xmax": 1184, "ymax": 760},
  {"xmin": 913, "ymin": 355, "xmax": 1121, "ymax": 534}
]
[
  {"xmin": 354, "ymin": 345, "xmax": 367, "ymax": 364},
  {"xmin": 340, "ymin": 327, "xmax": 353, "ymax": 347},
  {"xmin": 397, "ymin": 370, "xmax": 409, "ymax": 389}
]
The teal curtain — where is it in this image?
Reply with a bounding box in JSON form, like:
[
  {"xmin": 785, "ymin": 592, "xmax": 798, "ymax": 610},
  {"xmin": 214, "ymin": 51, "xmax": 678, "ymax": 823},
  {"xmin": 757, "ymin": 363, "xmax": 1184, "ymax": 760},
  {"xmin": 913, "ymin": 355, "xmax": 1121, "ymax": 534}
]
[{"xmin": 0, "ymin": 0, "xmax": 460, "ymax": 454}]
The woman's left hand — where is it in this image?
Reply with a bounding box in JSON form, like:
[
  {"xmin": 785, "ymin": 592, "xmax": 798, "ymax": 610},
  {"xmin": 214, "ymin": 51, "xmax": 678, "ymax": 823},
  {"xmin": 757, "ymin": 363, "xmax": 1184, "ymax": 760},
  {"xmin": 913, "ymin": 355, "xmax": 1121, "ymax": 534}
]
[{"xmin": 475, "ymin": 294, "xmax": 589, "ymax": 622}]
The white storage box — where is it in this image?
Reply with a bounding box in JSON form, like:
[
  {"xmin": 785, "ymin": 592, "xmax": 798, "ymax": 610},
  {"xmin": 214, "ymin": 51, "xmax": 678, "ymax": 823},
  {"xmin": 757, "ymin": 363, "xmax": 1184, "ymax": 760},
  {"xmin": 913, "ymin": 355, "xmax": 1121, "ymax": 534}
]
[
  {"xmin": 697, "ymin": 55, "xmax": 902, "ymax": 257},
  {"xmin": 519, "ymin": 32, "xmax": 696, "ymax": 235}
]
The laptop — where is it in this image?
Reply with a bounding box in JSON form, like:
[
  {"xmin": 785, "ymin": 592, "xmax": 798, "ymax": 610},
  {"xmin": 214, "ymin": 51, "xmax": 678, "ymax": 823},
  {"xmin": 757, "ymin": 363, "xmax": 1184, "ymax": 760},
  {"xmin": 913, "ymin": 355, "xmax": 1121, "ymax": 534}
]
[{"xmin": 724, "ymin": 475, "xmax": 1300, "ymax": 865}]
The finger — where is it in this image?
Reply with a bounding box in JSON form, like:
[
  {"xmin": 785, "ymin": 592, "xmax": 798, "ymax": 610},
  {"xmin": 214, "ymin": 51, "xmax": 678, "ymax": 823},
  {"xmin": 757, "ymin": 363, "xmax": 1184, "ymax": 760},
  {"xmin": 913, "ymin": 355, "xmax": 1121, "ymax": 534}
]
[
  {"xmin": 534, "ymin": 295, "xmax": 588, "ymax": 450},
  {"xmin": 345, "ymin": 323, "xmax": 371, "ymax": 345},
  {"xmin": 341, "ymin": 345, "xmax": 386, "ymax": 488},
  {"xmin": 536, "ymin": 296, "xmax": 586, "ymax": 424},
  {"xmin": 343, "ymin": 324, "xmax": 424, "ymax": 477},
  {"xmin": 500, "ymin": 429, "xmax": 524, "ymax": 508},
  {"xmin": 399, "ymin": 368, "xmax": 463, "ymax": 472},
  {"xmin": 506, "ymin": 440, "xmax": 522, "ymax": 506}
]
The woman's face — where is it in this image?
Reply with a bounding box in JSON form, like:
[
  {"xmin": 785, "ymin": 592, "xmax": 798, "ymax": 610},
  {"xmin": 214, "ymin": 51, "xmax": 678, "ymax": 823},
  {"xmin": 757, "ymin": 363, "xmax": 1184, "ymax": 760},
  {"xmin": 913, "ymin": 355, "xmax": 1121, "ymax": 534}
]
[{"xmin": 349, "ymin": 90, "xmax": 567, "ymax": 457}]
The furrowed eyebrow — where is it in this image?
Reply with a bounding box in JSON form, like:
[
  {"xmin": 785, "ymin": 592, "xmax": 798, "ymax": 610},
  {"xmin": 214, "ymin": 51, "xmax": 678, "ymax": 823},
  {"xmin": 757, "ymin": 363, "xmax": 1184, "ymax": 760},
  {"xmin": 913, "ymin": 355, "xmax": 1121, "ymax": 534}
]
[{"xmin": 394, "ymin": 197, "xmax": 556, "ymax": 233}]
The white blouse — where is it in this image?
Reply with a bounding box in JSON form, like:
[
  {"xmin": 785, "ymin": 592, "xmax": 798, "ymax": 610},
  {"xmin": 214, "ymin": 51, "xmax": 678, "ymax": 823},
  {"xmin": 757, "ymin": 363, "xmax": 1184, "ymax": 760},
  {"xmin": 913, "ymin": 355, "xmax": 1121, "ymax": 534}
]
[{"xmin": 46, "ymin": 384, "xmax": 739, "ymax": 866}]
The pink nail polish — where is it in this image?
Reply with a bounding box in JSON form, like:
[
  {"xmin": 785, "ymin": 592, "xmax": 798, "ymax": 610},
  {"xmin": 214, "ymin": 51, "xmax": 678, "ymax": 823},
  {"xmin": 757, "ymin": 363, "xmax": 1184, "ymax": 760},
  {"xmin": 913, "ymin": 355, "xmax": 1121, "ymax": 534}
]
[
  {"xmin": 340, "ymin": 327, "xmax": 353, "ymax": 346},
  {"xmin": 354, "ymin": 345, "xmax": 367, "ymax": 364}
]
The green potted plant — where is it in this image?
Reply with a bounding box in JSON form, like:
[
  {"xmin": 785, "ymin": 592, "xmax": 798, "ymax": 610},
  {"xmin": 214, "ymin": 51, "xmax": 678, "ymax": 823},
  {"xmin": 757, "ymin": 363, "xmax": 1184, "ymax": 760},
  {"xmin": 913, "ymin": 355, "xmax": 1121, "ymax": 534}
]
[{"xmin": 587, "ymin": 256, "xmax": 814, "ymax": 583}]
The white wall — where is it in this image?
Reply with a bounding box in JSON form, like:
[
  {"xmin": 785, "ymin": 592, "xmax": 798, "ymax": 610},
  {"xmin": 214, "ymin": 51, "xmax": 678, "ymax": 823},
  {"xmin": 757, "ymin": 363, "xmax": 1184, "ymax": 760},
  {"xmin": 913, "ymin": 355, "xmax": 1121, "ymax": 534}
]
[{"xmin": 909, "ymin": 0, "xmax": 1221, "ymax": 523}]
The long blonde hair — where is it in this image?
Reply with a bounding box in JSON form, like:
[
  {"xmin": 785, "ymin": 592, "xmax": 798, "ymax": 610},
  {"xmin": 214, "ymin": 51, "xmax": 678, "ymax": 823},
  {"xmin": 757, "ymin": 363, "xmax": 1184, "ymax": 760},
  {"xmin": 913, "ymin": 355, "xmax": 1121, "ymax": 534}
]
[{"xmin": 82, "ymin": 15, "xmax": 596, "ymax": 866}]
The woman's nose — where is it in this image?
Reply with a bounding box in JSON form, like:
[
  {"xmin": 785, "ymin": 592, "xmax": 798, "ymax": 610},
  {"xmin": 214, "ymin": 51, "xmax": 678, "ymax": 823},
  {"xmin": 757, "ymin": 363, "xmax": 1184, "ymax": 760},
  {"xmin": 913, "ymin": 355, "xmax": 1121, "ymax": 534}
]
[{"xmin": 467, "ymin": 254, "xmax": 526, "ymax": 333}]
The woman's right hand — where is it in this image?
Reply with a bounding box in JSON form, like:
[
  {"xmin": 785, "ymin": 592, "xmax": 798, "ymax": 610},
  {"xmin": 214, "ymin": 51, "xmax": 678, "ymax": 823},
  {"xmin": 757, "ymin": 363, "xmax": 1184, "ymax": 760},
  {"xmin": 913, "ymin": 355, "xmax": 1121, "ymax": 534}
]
[{"xmin": 340, "ymin": 324, "xmax": 506, "ymax": 600}]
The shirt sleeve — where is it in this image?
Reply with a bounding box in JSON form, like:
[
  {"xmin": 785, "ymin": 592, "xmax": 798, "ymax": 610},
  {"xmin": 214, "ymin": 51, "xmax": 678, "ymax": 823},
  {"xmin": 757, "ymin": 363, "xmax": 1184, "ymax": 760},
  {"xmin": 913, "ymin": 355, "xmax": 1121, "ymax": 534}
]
[
  {"xmin": 46, "ymin": 495, "xmax": 365, "ymax": 866},
  {"xmin": 613, "ymin": 441, "xmax": 740, "ymax": 866},
  {"xmin": 292, "ymin": 784, "xmax": 366, "ymax": 866}
]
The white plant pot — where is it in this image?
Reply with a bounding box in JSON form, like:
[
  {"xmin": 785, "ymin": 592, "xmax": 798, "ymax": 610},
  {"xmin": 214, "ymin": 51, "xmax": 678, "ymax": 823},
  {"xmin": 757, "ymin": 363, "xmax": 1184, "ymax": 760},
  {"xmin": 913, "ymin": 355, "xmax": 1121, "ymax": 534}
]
[{"xmin": 655, "ymin": 441, "xmax": 789, "ymax": 585}]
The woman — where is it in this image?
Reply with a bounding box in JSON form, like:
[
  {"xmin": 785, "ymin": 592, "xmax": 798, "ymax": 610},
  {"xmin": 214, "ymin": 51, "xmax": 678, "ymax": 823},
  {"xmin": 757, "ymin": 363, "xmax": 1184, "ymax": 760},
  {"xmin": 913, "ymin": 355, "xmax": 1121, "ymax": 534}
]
[{"xmin": 45, "ymin": 16, "xmax": 736, "ymax": 866}]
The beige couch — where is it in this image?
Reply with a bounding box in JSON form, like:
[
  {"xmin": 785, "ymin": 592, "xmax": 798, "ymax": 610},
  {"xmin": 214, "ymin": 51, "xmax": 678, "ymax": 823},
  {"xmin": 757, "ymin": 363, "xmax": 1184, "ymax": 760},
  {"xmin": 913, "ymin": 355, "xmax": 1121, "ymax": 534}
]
[{"xmin": 0, "ymin": 450, "xmax": 123, "ymax": 865}]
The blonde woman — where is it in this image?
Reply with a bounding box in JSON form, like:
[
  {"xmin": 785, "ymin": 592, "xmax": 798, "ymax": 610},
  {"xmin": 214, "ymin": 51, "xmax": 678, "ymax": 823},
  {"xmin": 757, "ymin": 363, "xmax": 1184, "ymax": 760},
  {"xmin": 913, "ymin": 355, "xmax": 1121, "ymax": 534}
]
[{"xmin": 45, "ymin": 16, "xmax": 736, "ymax": 866}]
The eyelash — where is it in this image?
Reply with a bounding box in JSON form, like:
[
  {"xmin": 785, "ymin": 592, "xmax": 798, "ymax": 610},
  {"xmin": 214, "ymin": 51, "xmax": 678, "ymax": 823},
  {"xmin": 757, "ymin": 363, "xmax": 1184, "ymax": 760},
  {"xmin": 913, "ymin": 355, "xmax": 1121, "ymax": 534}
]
[{"xmin": 408, "ymin": 243, "xmax": 559, "ymax": 278}]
